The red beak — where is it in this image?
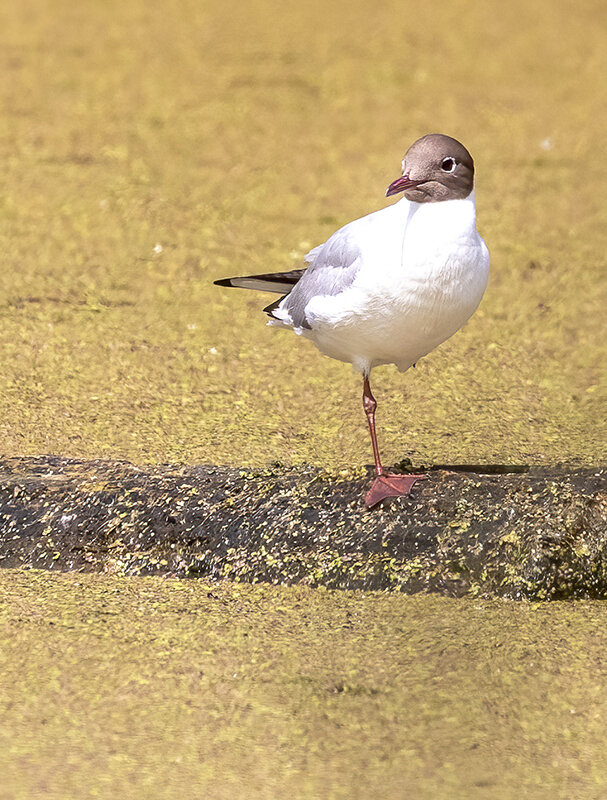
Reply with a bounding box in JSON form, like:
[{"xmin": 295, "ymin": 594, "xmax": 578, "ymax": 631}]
[{"xmin": 385, "ymin": 174, "xmax": 425, "ymax": 197}]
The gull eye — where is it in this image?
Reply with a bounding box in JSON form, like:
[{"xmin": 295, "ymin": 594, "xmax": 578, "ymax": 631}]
[{"xmin": 441, "ymin": 157, "xmax": 456, "ymax": 173}]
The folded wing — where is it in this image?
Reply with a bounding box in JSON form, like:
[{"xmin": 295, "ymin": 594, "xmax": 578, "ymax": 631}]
[
  {"xmin": 213, "ymin": 269, "xmax": 305, "ymax": 294},
  {"xmin": 280, "ymin": 227, "xmax": 363, "ymax": 328},
  {"xmin": 214, "ymin": 208, "xmax": 385, "ymax": 328}
]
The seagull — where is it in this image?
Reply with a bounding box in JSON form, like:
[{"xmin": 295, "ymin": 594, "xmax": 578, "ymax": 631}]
[{"xmin": 214, "ymin": 134, "xmax": 490, "ymax": 507}]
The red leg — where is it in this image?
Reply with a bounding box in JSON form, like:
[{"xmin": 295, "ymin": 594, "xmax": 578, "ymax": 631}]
[
  {"xmin": 362, "ymin": 374, "xmax": 426, "ymax": 508},
  {"xmin": 363, "ymin": 375, "xmax": 383, "ymax": 475}
]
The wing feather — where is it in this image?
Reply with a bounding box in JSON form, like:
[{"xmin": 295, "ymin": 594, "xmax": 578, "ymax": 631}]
[
  {"xmin": 282, "ymin": 224, "xmax": 363, "ymax": 328},
  {"xmin": 214, "ymin": 269, "xmax": 305, "ymax": 294}
]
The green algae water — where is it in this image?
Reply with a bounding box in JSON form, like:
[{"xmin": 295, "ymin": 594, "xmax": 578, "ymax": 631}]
[
  {"xmin": 1, "ymin": 1, "xmax": 606, "ymax": 797},
  {"xmin": 0, "ymin": 0, "xmax": 605, "ymax": 470},
  {"xmin": 0, "ymin": 570, "xmax": 606, "ymax": 799}
]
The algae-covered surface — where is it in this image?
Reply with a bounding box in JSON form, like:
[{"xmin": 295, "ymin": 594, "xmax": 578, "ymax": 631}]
[
  {"xmin": 0, "ymin": 569, "xmax": 606, "ymax": 800},
  {"xmin": 1, "ymin": 456, "xmax": 606, "ymax": 600},
  {"xmin": 2, "ymin": 5, "xmax": 606, "ymax": 797},
  {"xmin": 0, "ymin": 0, "xmax": 605, "ymax": 469}
]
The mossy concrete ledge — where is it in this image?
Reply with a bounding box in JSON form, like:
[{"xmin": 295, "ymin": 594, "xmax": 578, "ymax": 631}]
[{"xmin": 0, "ymin": 456, "xmax": 605, "ymax": 599}]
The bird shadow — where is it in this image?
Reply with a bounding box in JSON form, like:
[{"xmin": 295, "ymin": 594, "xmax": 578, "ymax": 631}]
[{"xmin": 392, "ymin": 459, "xmax": 530, "ymax": 475}]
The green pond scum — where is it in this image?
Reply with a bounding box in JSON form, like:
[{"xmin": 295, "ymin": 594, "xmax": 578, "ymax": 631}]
[
  {"xmin": 0, "ymin": 569, "xmax": 606, "ymax": 800},
  {"xmin": 1, "ymin": 1, "xmax": 606, "ymax": 797},
  {"xmin": 0, "ymin": 0, "xmax": 605, "ymax": 470}
]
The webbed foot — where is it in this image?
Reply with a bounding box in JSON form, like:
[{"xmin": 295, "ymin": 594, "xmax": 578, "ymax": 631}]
[{"xmin": 364, "ymin": 473, "xmax": 426, "ymax": 508}]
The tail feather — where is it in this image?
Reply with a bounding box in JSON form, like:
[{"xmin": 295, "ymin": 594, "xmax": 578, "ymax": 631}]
[{"xmin": 214, "ymin": 269, "xmax": 305, "ymax": 295}]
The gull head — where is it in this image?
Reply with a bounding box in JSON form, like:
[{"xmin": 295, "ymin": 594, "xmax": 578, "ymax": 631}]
[{"xmin": 386, "ymin": 134, "xmax": 474, "ymax": 203}]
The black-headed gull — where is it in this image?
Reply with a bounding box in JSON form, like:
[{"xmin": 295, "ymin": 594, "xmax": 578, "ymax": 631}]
[{"xmin": 215, "ymin": 134, "xmax": 489, "ymax": 507}]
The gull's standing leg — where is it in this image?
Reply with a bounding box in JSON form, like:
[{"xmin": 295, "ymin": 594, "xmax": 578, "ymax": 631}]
[
  {"xmin": 362, "ymin": 374, "xmax": 384, "ymax": 476},
  {"xmin": 362, "ymin": 374, "xmax": 426, "ymax": 507}
]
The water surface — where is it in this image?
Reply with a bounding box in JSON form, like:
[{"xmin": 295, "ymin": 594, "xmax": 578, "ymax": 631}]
[{"xmin": 1, "ymin": 570, "xmax": 605, "ymax": 798}]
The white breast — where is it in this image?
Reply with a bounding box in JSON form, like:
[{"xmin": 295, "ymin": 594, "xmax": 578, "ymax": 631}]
[{"xmin": 302, "ymin": 194, "xmax": 489, "ymax": 374}]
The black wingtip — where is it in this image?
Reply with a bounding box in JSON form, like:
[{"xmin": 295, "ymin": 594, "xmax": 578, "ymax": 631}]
[
  {"xmin": 263, "ymin": 296, "xmax": 284, "ymax": 317},
  {"xmin": 213, "ymin": 278, "xmax": 234, "ymax": 287}
]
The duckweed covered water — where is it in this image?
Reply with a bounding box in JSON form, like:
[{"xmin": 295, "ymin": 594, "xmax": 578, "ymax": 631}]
[
  {"xmin": 0, "ymin": 0, "xmax": 605, "ymax": 469},
  {"xmin": 1, "ymin": 569, "xmax": 606, "ymax": 799},
  {"xmin": 1, "ymin": 3, "xmax": 606, "ymax": 797}
]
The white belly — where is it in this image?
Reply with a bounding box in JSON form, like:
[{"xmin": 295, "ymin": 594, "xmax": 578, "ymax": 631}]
[{"xmin": 304, "ymin": 235, "xmax": 489, "ymax": 374}]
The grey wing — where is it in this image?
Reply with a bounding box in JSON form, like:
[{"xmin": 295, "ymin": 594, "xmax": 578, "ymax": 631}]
[
  {"xmin": 303, "ymin": 244, "xmax": 323, "ymax": 264},
  {"xmin": 281, "ymin": 226, "xmax": 362, "ymax": 329}
]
